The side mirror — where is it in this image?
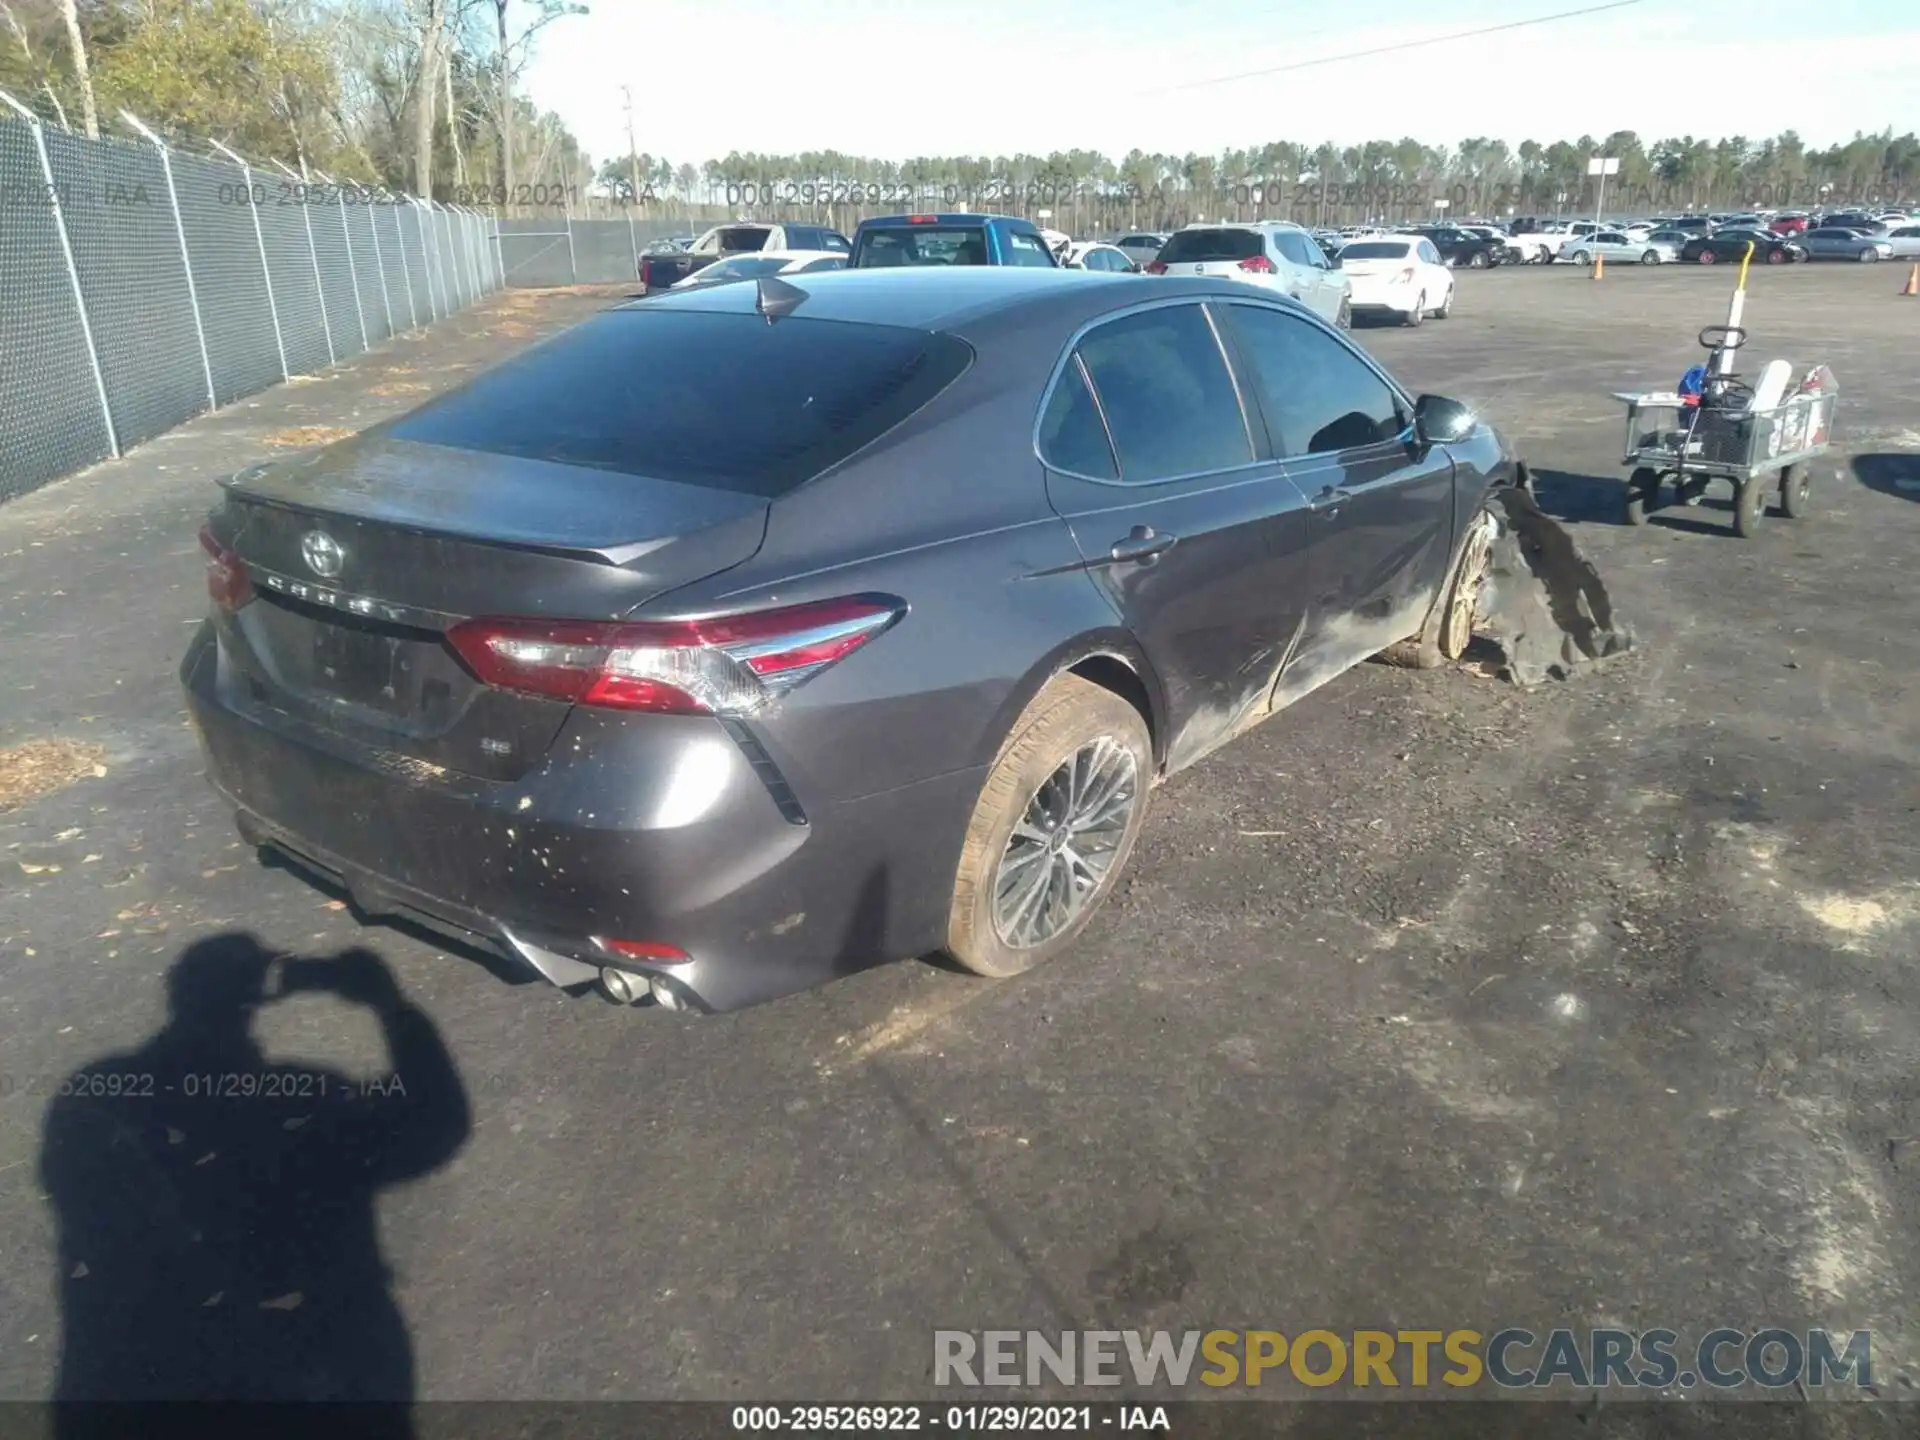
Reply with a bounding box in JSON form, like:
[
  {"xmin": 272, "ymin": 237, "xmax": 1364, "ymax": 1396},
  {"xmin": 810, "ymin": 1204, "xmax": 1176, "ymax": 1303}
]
[
  {"xmin": 1128, "ymin": 260, "xmax": 1142, "ymax": 272},
  {"xmin": 1413, "ymin": 394, "xmax": 1476, "ymax": 446}
]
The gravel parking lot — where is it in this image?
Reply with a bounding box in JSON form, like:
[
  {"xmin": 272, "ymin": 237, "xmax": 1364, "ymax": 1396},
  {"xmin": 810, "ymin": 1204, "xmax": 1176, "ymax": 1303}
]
[{"xmin": 2, "ymin": 264, "xmax": 1917, "ymax": 1419}]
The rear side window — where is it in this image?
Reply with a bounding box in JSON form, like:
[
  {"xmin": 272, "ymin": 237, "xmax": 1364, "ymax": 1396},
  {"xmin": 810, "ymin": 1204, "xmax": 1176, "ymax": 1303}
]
[
  {"xmin": 389, "ymin": 310, "xmax": 972, "ymax": 498},
  {"xmin": 1220, "ymin": 304, "xmax": 1406, "ymax": 459},
  {"xmin": 1073, "ymin": 305, "xmax": 1252, "ymax": 482},
  {"xmin": 1160, "ymin": 228, "xmax": 1262, "ymax": 263},
  {"xmin": 1005, "ymin": 232, "xmax": 1056, "ymax": 267},
  {"xmin": 1037, "ymin": 360, "xmax": 1117, "ymax": 479},
  {"xmin": 1272, "ymin": 231, "xmax": 1314, "ymax": 266}
]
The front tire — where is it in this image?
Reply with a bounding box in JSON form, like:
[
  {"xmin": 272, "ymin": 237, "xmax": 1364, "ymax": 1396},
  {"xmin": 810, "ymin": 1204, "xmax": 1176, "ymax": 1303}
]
[
  {"xmin": 1765, "ymin": 248, "xmax": 1787, "ymax": 264},
  {"xmin": 1468, "ymin": 251, "xmax": 1489, "ymax": 269},
  {"xmin": 1698, "ymin": 250, "xmax": 1717, "ymax": 265},
  {"xmin": 1625, "ymin": 466, "xmax": 1659, "ymax": 525},
  {"xmin": 1641, "ymin": 249, "xmax": 1661, "ymax": 265},
  {"xmin": 1335, "ymin": 295, "xmax": 1352, "ymax": 329},
  {"xmin": 1377, "ymin": 508, "xmax": 1498, "ymax": 668},
  {"xmin": 1859, "ymin": 249, "xmax": 1881, "ymax": 263},
  {"xmin": 1570, "ymin": 249, "xmax": 1591, "ymax": 266},
  {"xmin": 1435, "ymin": 285, "xmax": 1453, "ymax": 318},
  {"xmin": 1733, "ymin": 476, "xmax": 1766, "ymax": 537},
  {"xmin": 945, "ymin": 676, "xmax": 1152, "ymax": 979},
  {"xmin": 1403, "ymin": 294, "xmax": 1425, "ymax": 326}
]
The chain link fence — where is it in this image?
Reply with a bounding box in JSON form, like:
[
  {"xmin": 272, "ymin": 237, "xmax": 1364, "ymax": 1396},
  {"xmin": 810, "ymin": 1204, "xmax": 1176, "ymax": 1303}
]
[{"xmin": 0, "ymin": 97, "xmax": 504, "ymax": 507}]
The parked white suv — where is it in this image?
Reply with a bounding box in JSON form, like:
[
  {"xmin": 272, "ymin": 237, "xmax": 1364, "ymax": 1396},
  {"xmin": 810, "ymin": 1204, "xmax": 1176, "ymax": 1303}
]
[{"xmin": 1146, "ymin": 221, "xmax": 1352, "ymax": 327}]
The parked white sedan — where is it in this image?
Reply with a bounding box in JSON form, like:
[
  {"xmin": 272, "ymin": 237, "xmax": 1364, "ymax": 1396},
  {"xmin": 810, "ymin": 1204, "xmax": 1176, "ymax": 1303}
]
[
  {"xmin": 1563, "ymin": 229, "xmax": 1678, "ymax": 265},
  {"xmin": 1337, "ymin": 235, "xmax": 1453, "ymax": 326},
  {"xmin": 1062, "ymin": 241, "xmax": 1140, "ymax": 272},
  {"xmin": 667, "ymin": 250, "xmax": 847, "ymax": 290},
  {"xmin": 1883, "ymin": 224, "xmax": 1920, "ymax": 259}
]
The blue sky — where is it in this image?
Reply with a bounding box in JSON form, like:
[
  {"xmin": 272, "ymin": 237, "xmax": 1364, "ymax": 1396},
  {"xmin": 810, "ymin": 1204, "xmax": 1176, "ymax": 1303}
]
[{"xmin": 521, "ymin": 0, "xmax": 1916, "ymax": 168}]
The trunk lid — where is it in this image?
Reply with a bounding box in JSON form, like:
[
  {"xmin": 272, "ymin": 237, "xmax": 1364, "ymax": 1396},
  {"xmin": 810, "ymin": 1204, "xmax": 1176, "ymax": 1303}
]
[{"xmin": 215, "ymin": 436, "xmax": 767, "ymax": 780}]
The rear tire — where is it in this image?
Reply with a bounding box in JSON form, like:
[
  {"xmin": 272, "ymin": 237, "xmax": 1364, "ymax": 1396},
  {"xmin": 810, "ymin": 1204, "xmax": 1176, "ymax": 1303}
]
[
  {"xmin": 1377, "ymin": 508, "xmax": 1498, "ymax": 669},
  {"xmin": 945, "ymin": 676, "xmax": 1152, "ymax": 980},
  {"xmin": 1777, "ymin": 463, "xmax": 1812, "ymax": 518},
  {"xmin": 1403, "ymin": 295, "xmax": 1425, "ymax": 327}
]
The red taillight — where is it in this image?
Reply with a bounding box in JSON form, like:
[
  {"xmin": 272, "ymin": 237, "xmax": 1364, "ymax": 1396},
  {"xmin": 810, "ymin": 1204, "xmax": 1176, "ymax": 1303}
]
[
  {"xmin": 445, "ymin": 596, "xmax": 902, "ymax": 716},
  {"xmin": 907, "ymin": 215, "xmax": 938, "ymax": 224},
  {"xmin": 1395, "ymin": 266, "xmax": 1417, "ymax": 283},
  {"xmin": 1238, "ymin": 254, "xmax": 1275, "ymax": 273},
  {"xmin": 595, "ymin": 938, "xmax": 689, "ymax": 965},
  {"xmin": 198, "ymin": 523, "xmax": 252, "ymax": 611},
  {"xmin": 1144, "ymin": 260, "xmax": 1167, "ymax": 274}
]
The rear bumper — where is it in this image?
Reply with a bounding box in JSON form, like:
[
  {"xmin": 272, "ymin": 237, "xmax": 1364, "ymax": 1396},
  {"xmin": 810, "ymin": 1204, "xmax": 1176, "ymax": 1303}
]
[
  {"xmin": 1346, "ymin": 280, "xmax": 1422, "ymax": 313},
  {"xmin": 181, "ymin": 623, "xmax": 983, "ymax": 1013}
]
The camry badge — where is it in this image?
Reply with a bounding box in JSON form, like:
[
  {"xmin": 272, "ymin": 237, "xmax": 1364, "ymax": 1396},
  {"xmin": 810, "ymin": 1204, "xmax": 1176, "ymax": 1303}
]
[{"xmin": 300, "ymin": 530, "xmax": 344, "ymax": 579}]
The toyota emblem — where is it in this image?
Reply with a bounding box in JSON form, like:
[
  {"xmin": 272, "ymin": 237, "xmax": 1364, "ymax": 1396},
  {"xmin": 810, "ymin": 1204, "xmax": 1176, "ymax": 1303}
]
[{"xmin": 299, "ymin": 530, "xmax": 344, "ymax": 579}]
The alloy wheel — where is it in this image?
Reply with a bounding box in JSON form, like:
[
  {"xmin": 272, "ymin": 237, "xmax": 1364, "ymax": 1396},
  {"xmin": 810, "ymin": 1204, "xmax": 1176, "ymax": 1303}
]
[{"xmin": 991, "ymin": 738, "xmax": 1139, "ymax": 949}]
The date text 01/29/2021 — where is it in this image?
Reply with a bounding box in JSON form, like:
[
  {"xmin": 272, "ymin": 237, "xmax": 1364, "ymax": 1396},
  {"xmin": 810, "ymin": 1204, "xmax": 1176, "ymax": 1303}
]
[
  {"xmin": 728, "ymin": 1405, "xmax": 1170, "ymax": 1432},
  {"xmin": 2, "ymin": 1071, "xmax": 408, "ymax": 1100}
]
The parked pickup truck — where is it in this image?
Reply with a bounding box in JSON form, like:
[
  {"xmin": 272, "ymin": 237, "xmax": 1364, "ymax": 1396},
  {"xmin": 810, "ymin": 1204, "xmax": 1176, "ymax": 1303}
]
[
  {"xmin": 638, "ymin": 222, "xmax": 851, "ymax": 292},
  {"xmin": 848, "ymin": 213, "xmax": 1058, "ymax": 268}
]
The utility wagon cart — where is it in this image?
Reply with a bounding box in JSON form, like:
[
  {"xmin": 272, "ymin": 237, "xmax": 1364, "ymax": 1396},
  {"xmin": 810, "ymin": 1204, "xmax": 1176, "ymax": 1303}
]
[{"xmin": 1613, "ymin": 324, "xmax": 1838, "ymax": 538}]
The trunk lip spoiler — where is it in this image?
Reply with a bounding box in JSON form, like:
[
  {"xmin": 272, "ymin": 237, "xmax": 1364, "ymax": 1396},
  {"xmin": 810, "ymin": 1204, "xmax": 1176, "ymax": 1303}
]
[{"xmin": 219, "ymin": 482, "xmax": 753, "ymax": 569}]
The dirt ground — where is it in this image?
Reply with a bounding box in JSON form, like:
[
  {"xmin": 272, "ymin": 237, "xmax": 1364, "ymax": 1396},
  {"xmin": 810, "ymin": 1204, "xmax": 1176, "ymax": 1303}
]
[{"xmin": 1, "ymin": 265, "xmax": 1917, "ymax": 1425}]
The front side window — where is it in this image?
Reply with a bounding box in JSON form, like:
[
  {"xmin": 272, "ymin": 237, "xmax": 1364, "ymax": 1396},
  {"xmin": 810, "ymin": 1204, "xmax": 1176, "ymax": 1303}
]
[
  {"xmin": 1072, "ymin": 305, "xmax": 1252, "ymax": 482},
  {"xmin": 1219, "ymin": 304, "xmax": 1406, "ymax": 459}
]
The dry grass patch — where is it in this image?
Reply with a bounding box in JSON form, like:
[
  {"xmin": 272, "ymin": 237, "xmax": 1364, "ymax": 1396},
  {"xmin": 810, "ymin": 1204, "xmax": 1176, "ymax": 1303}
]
[
  {"xmin": 263, "ymin": 425, "xmax": 354, "ymax": 448},
  {"xmin": 0, "ymin": 738, "xmax": 108, "ymax": 813}
]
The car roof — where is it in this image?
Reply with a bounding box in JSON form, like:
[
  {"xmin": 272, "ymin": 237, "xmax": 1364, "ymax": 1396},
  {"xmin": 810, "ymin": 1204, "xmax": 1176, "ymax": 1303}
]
[
  {"xmin": 618, "ymin": 267, "xmax": 1293, "ymax": 334},
  {"xmin": 854, "ymin": 213, "xmax": 1034, "ymax": 229},
  {"xmin": 1181, "ymin": 219, "xmax": 1305, "ymax": 231}
]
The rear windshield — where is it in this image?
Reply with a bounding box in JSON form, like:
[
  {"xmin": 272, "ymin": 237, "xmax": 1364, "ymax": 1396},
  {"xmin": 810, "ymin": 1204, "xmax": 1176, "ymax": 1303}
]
[
  {"xmin": 702, "ymin": 256, "xmax": 789, "ymax": 281},
  {"xmin": 854, "ymin": 226, "xmax": 990, "ymax": 267},
  {"xmin": 714, "ymin": 226, "xmax": 772, "ymax": 253},
  {"xmin": 1339, "ymin": 242, "xmax": 1412, "ymax": 260},
  {"xmin": 388, "ymin": 310, "xmax": 973, "ymax": 498},
  {"xmin": 1159, "ymin": 228, "xmax": 1263, "ymax": 263}
]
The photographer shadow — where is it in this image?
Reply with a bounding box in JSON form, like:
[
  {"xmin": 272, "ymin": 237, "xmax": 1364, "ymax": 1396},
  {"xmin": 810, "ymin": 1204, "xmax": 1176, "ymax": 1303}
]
[{"xmin": 40, "ymin": 933, "xmax": 470, "ymax": 1431}]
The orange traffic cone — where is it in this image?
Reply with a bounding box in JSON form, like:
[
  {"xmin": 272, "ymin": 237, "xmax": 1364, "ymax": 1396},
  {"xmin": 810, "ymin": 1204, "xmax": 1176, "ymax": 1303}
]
[
  {"xmin": 1902, "ymin": 262, "xmax": 1920, "ymax": 296},
  {"xmin": 1591, "ymin": 253, "xmax": 1605, "ymax": 279}
]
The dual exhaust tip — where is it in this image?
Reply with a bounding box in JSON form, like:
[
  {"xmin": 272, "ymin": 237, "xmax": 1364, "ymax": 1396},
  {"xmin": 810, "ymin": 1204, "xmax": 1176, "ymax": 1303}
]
[{"xmin": 599, "ymin": 965, "xmax": 685, "ymax": 1010}]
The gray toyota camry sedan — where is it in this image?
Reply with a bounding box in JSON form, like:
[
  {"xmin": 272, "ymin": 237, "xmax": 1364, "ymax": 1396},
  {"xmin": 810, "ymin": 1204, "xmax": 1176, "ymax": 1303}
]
[{"xmin": 182, "ymin": 267, "xmax": 1518, "ymax": 1013}]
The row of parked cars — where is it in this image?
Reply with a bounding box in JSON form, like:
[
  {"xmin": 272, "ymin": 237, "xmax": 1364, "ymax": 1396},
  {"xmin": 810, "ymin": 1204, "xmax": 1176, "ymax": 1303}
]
[{"xmin": 638, "ymin": 215, "xmax": 1486, "ymax": 328}]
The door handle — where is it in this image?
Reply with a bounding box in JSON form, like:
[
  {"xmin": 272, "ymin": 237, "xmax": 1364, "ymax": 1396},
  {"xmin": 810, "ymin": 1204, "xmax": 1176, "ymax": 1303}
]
[
  {"xmin": 1308, "ymin": 486, "xmax": 1352, "ymax": 513},
  {"xmin": 1109, "ymin": 525, "xmax": 1176, "ymax": 563}
]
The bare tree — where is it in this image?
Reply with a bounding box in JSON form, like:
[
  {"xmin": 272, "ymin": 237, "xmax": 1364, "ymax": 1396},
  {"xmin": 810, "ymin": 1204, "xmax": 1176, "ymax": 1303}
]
[
  {"xmin": 491, "ymin": 0, "xmax": 585, "ymax": 201},
  {"xmin": 411, "ymin": 0, "xmax": 449, "ymax": 194},
  {"xmin": 55, "ymin": 0, "xmax": 96, "ymax": 136}
]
